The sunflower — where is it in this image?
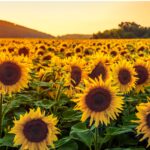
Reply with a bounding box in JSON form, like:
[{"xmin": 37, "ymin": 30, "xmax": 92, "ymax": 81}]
[
  {"xmin": 75, "ymin": 46, "xmax": 82, "ymax": 54},
  {"xmin": 18, "ymin": 47, "xmax": 30, "ymax": 57},
  {"xmin": 10, "ymin": 107, "xmax": 59, "ymax": 150},
  {"xmin": 49, "ymin": 55, "xmax": 65, "ymax": 81},
  {"xmin": 39, "ymin": 44, "xmax": 47, "ymax": 51},
  {"xmin": 88, "ymin": 53, "xmax": 110, "ymax": 81},
  {"xmin": 37, "ymin": 68, "xmax": 46, "ymax": 81},
  {"xmin": 42, "ymin": 52, "xmax": 54, "ymax": 62},
  {"xmin": 120, "ymin": 50, "xmax": 128, "ymax": 57},
  {"xmin": 73, "ymin": 77, "xmax": 124, "ymax": 127},
  {"xmin": 110, "ymin": 49, "xmax": 118, "ymax": 57},
  {"xmin": 40, "ymin": 53, "xmax": 54, "ymax": 67},
  {"xmin": 64, "ymin": 56, "xmax": 88, "ymax": 96},
  {"xmin": 38, "ymin": 56, "xmax": 65, "ymax": 99},
  {"xmin": 111, "ymin": 60, "xmax": 137, "ymax": 93},
  {"xmin": 64, "ymin": 56, "xmax": 88, "ymax": 86},
  {"xmin": 7, "ymin": 47, "xmax": 16, "ymax": 54},
  {"xmin": 134, "ymin": 59, "xmax": 150, "ymax": 93},
  {"xmin": 134, "ymin": 102, "xmax": 150, "ymax": 147},
  {"xmin": 84, "ymin": 47, "xmax": 93, "ymax": 56},
  {"xmin": 0, "ymin": 53, "xmax": 31, "ymax": 95},
  {"xmin": 65, "ymin": 50, "xmax": 73, "ymax": 57},
  {"xmin": 36, "ymin": 49, "xmax": 45, "ymax": 56}
]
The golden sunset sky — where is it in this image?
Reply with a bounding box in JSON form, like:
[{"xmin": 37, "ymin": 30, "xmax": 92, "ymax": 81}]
[{"xmin": 0, "ymin": 1, "xmax": 150, "ymax": 36}]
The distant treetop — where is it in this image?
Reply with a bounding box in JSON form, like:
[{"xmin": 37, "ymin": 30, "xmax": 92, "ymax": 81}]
[{"xmin": 93, "ymin": 22, "xmax": 150, "ymax": 39}]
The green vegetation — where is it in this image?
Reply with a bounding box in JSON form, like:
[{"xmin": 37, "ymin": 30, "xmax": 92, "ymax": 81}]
[{"xmin": 93, "ymin": 22, "xmax": 150, "ymax": 39}]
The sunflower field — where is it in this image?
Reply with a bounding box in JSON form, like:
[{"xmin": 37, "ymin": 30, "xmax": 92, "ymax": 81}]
[{"xmin": 0, "ymin": 38, "xmax": 150, "ymax": 150}]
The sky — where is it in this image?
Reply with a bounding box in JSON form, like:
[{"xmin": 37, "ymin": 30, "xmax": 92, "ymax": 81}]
[{"xmin": 0, "ymin": 1, "xmax": 150, "ymax": 36}]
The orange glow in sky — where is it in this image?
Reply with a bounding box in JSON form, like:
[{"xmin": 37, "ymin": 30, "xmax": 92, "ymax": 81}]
[{"xmin": 0, "ymin": 2, "xmax": 150, "ymax": 36}]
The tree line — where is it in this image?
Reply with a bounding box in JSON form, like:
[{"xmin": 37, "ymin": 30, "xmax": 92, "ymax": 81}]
[{"xmin": 92, "ymin": 22, "xmax": 150, "ymax": 39}]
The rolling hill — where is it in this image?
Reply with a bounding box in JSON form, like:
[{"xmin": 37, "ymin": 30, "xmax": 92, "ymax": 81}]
[
  {"xmin": 0, "ymin": 20, "xmax": 54, "ymax": 38},
  {"xmin": 58, "ymin": 34, "xmax": 92, "ymax": 39}
]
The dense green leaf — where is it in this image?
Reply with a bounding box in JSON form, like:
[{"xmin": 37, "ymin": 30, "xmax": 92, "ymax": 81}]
[
  {"xmin": 57, "ymin": 140, "xmax": 78, "ymax": 150},
  {"xmin": 70, "ymin": 122, "xmax": 94, "ymax": 148},
  {"xmin": 62, "ymin": 109, "xmax": 81, "ymax": 122},
  {"xmin": 106, "ymin": 126, "xmax": 135, "ymax": 136},
  {"xmin": 0, "ymin": 134, "xmax": 15, "ymax": 147}
]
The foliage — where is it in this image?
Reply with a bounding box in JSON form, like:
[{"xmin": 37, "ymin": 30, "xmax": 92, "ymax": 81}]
[{"xmin": 93, "ymin": 22, "xmax": 150, "ymax": 39}]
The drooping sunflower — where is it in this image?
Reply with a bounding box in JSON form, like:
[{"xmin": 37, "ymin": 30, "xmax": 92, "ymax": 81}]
[
  {"xmin": 10, "ymin": 107, "xmax": 59, "ymax": 150},
  {"xmin": 134, "ymin": 102, "xmax": 150, "ymax": 147},
  {"xmin": 37, "ymin": 68, "xmax": 47, "ymax": 81},
  {"xmin": 111, "ymin": 60, "xmax": 137, "ymax": 93},
  {"xmin": 88, "ymin": 53, "xmax": 110, "ymax": 81},
  {"xmin": 0, "ymin": 53, "xmax": 31, "ymax": 95},
  {"xmin": 134, "ymin": 59, "xmax": 150, "ymax": 93},
  {"xmin": 73, "ymin": 77, "xmax": 124, "ymax": 127},
  {"xmin": 36, "ymin": 56, "xmax": 65, "ymax": 99}
]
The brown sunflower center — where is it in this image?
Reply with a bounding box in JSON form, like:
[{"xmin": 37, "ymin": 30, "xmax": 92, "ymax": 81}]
[
  {"xmin": 66, "ymin": 53, "xmax": 72, "ymax": 57},
  {"xmin": 18, "ymin": 47, "xmax": 29, "ymax": 56},
  {"xmin": 118, "ymin": 69, "xmax": 131, "ymax": 85},
  {"xmin": 85, "ymin": 87, "xmax": 111, "ymax": 112},
  {"xmin": 89, "ymin": 63, "xmax": 106, "ymax": 80},
  {"xmin": 71, "ymin": 66, "xmax": 82, "ymax": 86},
  {"xmin": 0, "ymin": 62, "xmax": 21, "ymax": 85},
  {"xmin": 146, "ymin": 114, "xmax": 150, "ymax": 128},
  {"xmin": 76, "ymin": 48, "xmax": 81, "ymax": 53},
  {"xmin": 43, "ymin": 55, "xmax": 51, "ymax": 61},
  {"xmin": 23, "ymin": 119, "xmax": 48, "ymax": 142},
  {"xmin": 134, "ymin": 65, "xmax": 148, "ymax": 85},
  {"xmin": 111, "ymin": 51, "xmax": 117, "ymax": 56},
  {"xmin": 8, "ymin": 48, "xmax": 14, "ymax": 53},
  {"xmin": 38, "ymin": 51, "xmax": 44, "ymax": 55}
]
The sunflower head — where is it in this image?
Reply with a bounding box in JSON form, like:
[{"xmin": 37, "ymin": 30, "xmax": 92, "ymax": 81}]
[
  {"xmin": 134, "ymin": 59, "xmax": 150, "ymax": 93},
  {"xmin": 73, "ymin": 77, "xmax": 124, "ymax": 127},
  {"xmin": 64, "ymin": 56, "xmax": 88, "ymax": 97},
  {"xmin": 110, "ymin": 49, "xmax": 118, "ymax": 57},
  {"xmin": 36, "ymin": 49, "xmax": 45, "ymax": 56},
  {"xmin": 42, "ymin": 52, "xmax": 54, "ymax": 62},
  {"xmin": 8, "ymin": 47, "xmax": 15, "ymax": 53},
  {"xmin": 88, "ymin": 53, "xmax": 110, "ymax": 81},
  {"xmin": 18, "ymin": 47, "xmax": 29, "ymax": 57},
  {"xmin": 0, "ymin": 53, "xmax": 31, "ymax": 95},
  {"xmin": 111, "ymin": 60, "xmax": 137, "ymax": 93},
  {"xmin": 134, "ymin": 102, "xmax": 150, "ymax": 147},
  {"xmin": 70, "ymin": 65, "xmax": 82, "ymax": 87},
  {"xmin": 64, "ymin": 56, "xmax": 87, "ymax": 86},
  {"xmin": 10, "ymin": 107, "xmax": 59, "ymax": 150}
]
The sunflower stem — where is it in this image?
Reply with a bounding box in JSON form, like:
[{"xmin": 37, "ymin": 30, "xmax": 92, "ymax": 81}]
[
  {"xmin": 94, "ymin": 127, "xmax": 99, "ymax": 150},
  {"xmin": 0, "ymin": 94, "xmax": 3, "ymax": 137},
  {"xmin": 55, "ymin": 84, "xmax": 62, "ymax": 102},
  {"xmin": 2, "ymin": 96, "xmax": 13, "ymax": 128},
  {"xmin": 54, "ymin": 80, "xmax": 64, "ymax": 113}
]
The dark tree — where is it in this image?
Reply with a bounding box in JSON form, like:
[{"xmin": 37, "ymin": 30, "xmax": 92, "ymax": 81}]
[{"xmin": 93, "ymin": 22, "xmax": 150, "ymax": 39}]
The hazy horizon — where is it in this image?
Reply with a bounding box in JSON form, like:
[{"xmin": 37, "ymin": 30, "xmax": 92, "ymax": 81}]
[{"xmin": 0, "ymin": 1, "xmax": 150, "ymax": 36}]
